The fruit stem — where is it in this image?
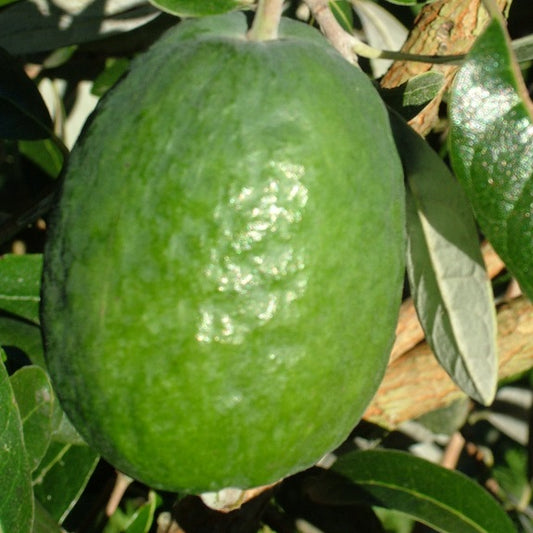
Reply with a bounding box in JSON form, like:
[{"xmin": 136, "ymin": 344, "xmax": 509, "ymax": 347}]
[{"xmin": 247, "ymin": 0, "xmax": 284, "ymax": 41}]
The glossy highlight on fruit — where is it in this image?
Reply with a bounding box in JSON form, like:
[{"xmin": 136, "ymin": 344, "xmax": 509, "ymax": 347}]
[{"xmin": 41, "ymin": 12, "xmax": 405, "ymax": 493}]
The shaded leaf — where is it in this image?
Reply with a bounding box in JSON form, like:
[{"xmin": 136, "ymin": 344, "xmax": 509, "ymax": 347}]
[
  {"xmin": 10, "ymin": 366, "xmax": 55, "ymax": 472},
  {"xmin": 392, "ymin": 114, "xmax": 498, "ymax": 405},
  {"xmin": 312, "ymin": 449, "xmax": 516, "ymax": 533},
  {"xmin": 352, "ymin": 0, "xmax": 407, "ymax": 77},
  {"xmin": 33, "ymin": 441, "xmax": 99, "ymax": 524},
  {"xmin": 512, "ymin": 34, "xmax": 533, "ymax": 63},
  {"xmin": 0, "ymin": 48, "xmax": 52, "ymax": 140},
  {"xmin": 0, "ymin": 254, "xmax": 42, "ymax": 324},
  {"xmin": 330, "ymin": 1, "xmax": 355, "ymax": 33},
  {"xmin": 0, "ymin": 353, "xmax": 33, "ymax": 533},
  {"xmin": 0, "ymin": 0, "xmax": 160, "ymax": 55},
  {"xmin": 0, "ymin": 315, "xmax": 45, "ymax": 369},
  {"xmin": 124, "ymin": 491, "xmax": 162, "ymax": 533},
  {"xmin": 449, "ymin": 13, "xmax": 533, "ymax": 300}
]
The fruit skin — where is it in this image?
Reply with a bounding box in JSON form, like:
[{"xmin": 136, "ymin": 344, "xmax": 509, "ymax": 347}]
[{"xmin": 41, "ymin": 12, "xmax": 405, "ymax": 493}]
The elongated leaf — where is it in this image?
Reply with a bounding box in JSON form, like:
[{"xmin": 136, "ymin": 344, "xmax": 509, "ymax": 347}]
[
  {"xmin": 0, "ymin": 353, "xmax": 33, "ymax": 533},
  {"xmin": 33, "ymin": 441, "xmax": 99, "ymax": 524},
  {"xmin": 150, "ymin": 0, "xmax": 254, "ymax": 17},
  {"xmin": 352, "ymin": 0, "xmax": 407, "ymax": 77},
  {"xmin": 312, "ymin": 449, "xmax": 516, "ymax": 533},
  {"xmin": 10, "ymin": 366, "xmax": 55, "ymax": 472},
  {"xmin": 392, "ymin": 114, "xmax": 497, "ymax": 405},
  {"xmin": 0, "ymin": 0, "xmax": 160, "ymax": 55},
  {"xmin": 0, "ymin": 48, "xmax": 52, "ymax": 140},
  {"xmin": 0, "ymin": 254, "xmax": 43, "ymax": 324},
  {"xmin": 449, "ymin": 12, "xmax": 533, "ymax": 300}
]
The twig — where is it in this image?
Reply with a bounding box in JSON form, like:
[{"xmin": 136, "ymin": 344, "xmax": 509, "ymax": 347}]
[{"xmin": 247, "ymin": 0, "xmax": 284, "ymax": 41}]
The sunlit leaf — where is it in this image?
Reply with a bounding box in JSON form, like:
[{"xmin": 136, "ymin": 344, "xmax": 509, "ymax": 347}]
[
  {"xmin": 352, "ymin": 0, "xmax": 407, "ymax": 77},
  {"xmin": 392, "ymin": 114, "xmax": 498, "ymax": 405},
  {"xmin": 0, "ymin": 353, "xmax": 33, "ymax": 533},
  {"xmin": 449, "ymin": 13, "xmax": 533, "ymax": 300},
  {"xmin": 311, "ymin": 449, "xmax": 516, "ymax": 533},
  {"xmin": 10, "ymin": 365, "xmax": 55, "ymax": 472},
  {"xmin": 149, "ymin": 0, "xmax": 254, "ymax": 17}
]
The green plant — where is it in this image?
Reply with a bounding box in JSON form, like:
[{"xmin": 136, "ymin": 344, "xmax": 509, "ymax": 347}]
[{"xmin": 1, "ymin": 0, "xmax": 532, "ymax": 531}]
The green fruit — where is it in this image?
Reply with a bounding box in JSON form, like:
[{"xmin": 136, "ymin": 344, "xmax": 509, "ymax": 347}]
[
  {"xmin": 41, "ymin": 12, "xmax": 405, "ymax": 493},
  {"xmin": 150, "ymin": 0, "xmax": 254, "ymax": 17}
]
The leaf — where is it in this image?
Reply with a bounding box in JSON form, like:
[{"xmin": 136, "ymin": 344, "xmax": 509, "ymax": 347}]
[
  {"xmin": 32, "ymin": 500, "xmax": 62, "ymax": 533},
  {"xmin": 392, "ymin": 114, "xmax": 498, "ymax": 405},
  {"xmin": 149, "ymin": 0, "xmax": 254, "ymax": 17},
  {"xmin": 123, "ymin": 491, "xmax": 162, "ymax": 533},
  {"xmin": 311, "ymin": 449, "xmax": 516, "ymax": 533},
  {"xmin": 381, "ymin": 72, "xmax": 445, "ymax": 120},
  {"xmin": 33, "ymin": 441, "xmax": 99, "ymax": 524},
  {"xmin": 19, "ymin": 139, "xmax": 64, "ymax": 179},
  {"xmin": 0, "ymin": 353, "xmax": 34, "ymax": 533},
  {"xmin": 512, "ymin": 34, "xmax": 533, "ymax": 63},
  {"xmin": 352, "ymin": 0, "xmax": 408, "ymax": 77},
  {"xmin": 449, "ymin": 13, "xmax": 533, "ymax": 300},
  {"xmin": 0, "ymin": 315, "xmax": 45, "ymax": 369},
  {"xmin": 10, "ymin": 366, "xmax": 55, "ymax": 472},
  {"xmin": 0, "ymin": 48, "xmax": 52, "ymax": 140},
  {"xmin": 91, "ymin": 57, "xmax": 131, "ymax": 97},
  {"xmin": 381, "ymin": 0, "xmax": 434, "ymax": 5},
  {"xmin": 0, "ymin": 0, "xmax": 160, "ymax": 56},
  {"xmin": 0, "ymin": 254, "xmax": 43, "ymax": 324},
  {"xmin": 330, "ymin": 1, "xmax": 354, "ymax": 33}
]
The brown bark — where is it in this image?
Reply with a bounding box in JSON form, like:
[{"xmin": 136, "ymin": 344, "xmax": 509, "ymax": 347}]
[
  {"xmin": 365, "ymin": 295, "xmax": 533, "ymax": 429},
  {"xmin": 380, "ymin": 0, "xmax": 512, "ymax": 136}
]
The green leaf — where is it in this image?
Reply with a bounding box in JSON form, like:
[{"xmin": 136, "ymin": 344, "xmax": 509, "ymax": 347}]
[
  {"xmin": 0, "ymin": 315, "xmax": 45, "ymax": 369},
  {"xmin": 32, "ymin": 499, "xmax": 62, "ymax": 533},
  {"xmin": 392, "ymin": 114, "xmax": 498, "ymax": 405},
  {"xmin": 0, "ymin": 48, "xmax": 52, "ymax": 140},
  {"xmin": 92, "ymin": 57, "xmax": 131, "ymax": 97},
  {"xmin": 123, "ymin": 491, "xmax": 162, "ymax": 533},
  {"xmin": 315, "ymin": 449, "xmax": 516, "ymax": 533},
  {"xmin": 381, "ymin": 71, "xmax": 445, "ymax": 120},
  {"xmin": 330, "ymin": 1, "xmax": 354, "ymax": 33},
  {"xmin": 449, "ymin": 14, "xmax": 533, "ymax": 300},
  {"xmin": 0, "ymin": 354, "xmax": 34, "ymax": 533},
  {"xmin": 10, "ymin": 366, "xmax": 55, "ymax": 472},
  {"xmin": 19, "ymin": 139, "xmax": 64, "ymax": 179},
  {"xmin": 149, "ymin": 0, "xmax": 254, "ymax": 17},
  {"xmin": 33, "ymin": 441, "xmax": 99, "ymax": 524},
  {"xmin": 0, "ymin": 254, "xmax": 43, "ymax": 324}
]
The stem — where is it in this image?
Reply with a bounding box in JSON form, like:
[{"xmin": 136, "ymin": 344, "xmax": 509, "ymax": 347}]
[
  {"xmin": 247, "ymin": 0, "xmax": 284, "ymax": 41},
  {"xmin": 305, "ymin": 0, "xmax": 464, "ymax": 66}
]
